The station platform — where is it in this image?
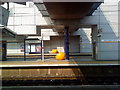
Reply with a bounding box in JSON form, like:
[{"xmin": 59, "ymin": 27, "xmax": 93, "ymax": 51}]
[
  {"xmin": 1, "ymin": 53, "xmax": 119, "ymax": 67},
  {"xmin": 1, "ymin": 60, "xmax": 119, "ymax": 67}
]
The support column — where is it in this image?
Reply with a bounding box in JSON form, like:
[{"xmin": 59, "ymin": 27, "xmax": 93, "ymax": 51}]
[
  {"xmin": 0, "ymin": 29, "xmax": 2, "ymax": 61},
  {"xmin": 64, "ymin": 26, "xmax": 69, "ymax": 60},
  {"xmin": 91, "ymin": 25, "xmax": 98, "ymax": 60},
  {"xmin": 2, "ymin": 41, "xmax": 7, "ymax": 61},
  {"xmin": 24, "ymin": 39, "xmax": 26, "ymax": 61}
]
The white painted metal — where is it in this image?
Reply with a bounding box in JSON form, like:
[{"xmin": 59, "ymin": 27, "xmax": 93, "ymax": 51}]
[{"xmin": 41, "ymin": 34, "xmax": 44, "ymax": 61}]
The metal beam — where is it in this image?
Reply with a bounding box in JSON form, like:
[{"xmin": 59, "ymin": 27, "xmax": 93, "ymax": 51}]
[
  {"xmin": 43, "ymin": 0, "xmax": 104, "ymax": 2},
  {"xmin": 87, "ymin": 2, "xmax": 102, "ymax": 16},
  {"xmin": 37, "ymin": 25, "xmax": 64, "ymax": 29},
  {"xmin": 0, "ymin": 0, "xmax": 104, "ymax": 2}
]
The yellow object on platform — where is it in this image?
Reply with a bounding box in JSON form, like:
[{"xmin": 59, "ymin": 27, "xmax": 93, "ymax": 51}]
[
  {"xmin": 56, "ymin": 52, "xmax": 65, "ymax": 60},
  {"xmin": 52, "ymin": 49, "xmax": 58, "ymax": 53}
]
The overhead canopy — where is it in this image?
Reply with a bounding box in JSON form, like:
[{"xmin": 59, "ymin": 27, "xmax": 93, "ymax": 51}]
[
  {"xmin": 43, "ymin": 2, "xmax": 101, "ymax": 20},
  {"xmin": 35, "ymin": 1, "xmax": 103, "ymax": 32},
  {"xmin": 0, "ymin": 26, "xmax": 27, "ymax": 42},
  {"xmin": 0, "ymin": 26, "xmax": 16, "ymax": 39}
]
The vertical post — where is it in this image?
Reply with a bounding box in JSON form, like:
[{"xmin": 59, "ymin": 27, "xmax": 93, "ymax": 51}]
[
  {"xmin": 24, "ymin": 39, "xmax": 26, "ymax": 61},
  {"xmin": 64, "ymin": 26, "xmax": 69, "ymax": 60},
  {"xmin": 2, "ymin": 41, "xmax": 7, "ymax": 61},
  {"xmin": 7, "ymin": 2, "xmax": 9, "ymax": 10},
  {"xmin": 91, "ymin": 25, "xmax": 98, "ymax": 60},
  {"xmin": 42, "ymin": 39, "xmax": 44, "ymax": 61},
  {"xmin": 30, "ymin": 44, "xmax": 31, "ymax": 53},
  {"xmin": 40, "ymin": 34, "xmax": 44, "ymax": 61},
  {"xmin": 40, "ymin": 39, "xmax": 42, "ymax": 60}
]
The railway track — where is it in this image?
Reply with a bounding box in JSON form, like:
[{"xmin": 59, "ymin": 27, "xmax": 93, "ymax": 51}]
[{"xmin": 1, "ymin": 65, "xmax": 120, "ymax": 86}]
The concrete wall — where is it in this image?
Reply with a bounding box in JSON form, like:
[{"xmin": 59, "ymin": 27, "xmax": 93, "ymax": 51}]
[
  {"xmin": 73, "ymin": 28, "xmax": 92, "ymax": 53},
  {"xmin": 98, "ymin": 0, "xmax": 119, "ymax": 60},
  {"xmin": 44, "ymin": 36, "xmax": 80, "ymax": 53},
  {"xmin": 2, "ymin": 2, "xmax": 60, "ymax": 40},
  {"xmin": 7, "ymin": 43, "xmax": 24, "ymax": 54},
  {"xmin": 2, "ymin": 2, "xmax": 47, "ymax": 34},
  {"xmin": 79, "ymin": 0, "xmax": 119, "ymax": 60},
  {"xmin": 7, "ymin": 36, "xmax": 80, "ymax": 54}
]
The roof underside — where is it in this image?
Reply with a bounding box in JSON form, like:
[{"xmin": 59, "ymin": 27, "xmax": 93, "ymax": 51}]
[
  {"xmin": 44, "ymin": 2, "xmax": 101, "ymax": 20},
  {"xmin": 36, "ymin": 1, "xmax": 103, "ymax": 32}
]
